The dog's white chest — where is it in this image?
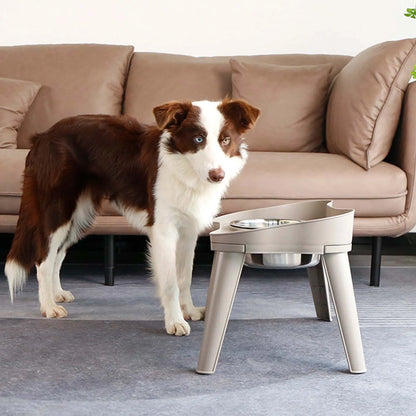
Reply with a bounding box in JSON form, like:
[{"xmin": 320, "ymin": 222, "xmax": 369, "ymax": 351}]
[{"xmin": 154, "ymin": 167, "xmax": 224, "ymax": 231}]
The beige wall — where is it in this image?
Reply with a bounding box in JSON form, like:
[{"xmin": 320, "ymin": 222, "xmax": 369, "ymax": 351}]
[{"xmin": 1, "ymin": 0, "xmax": 415, "ymax": 56}]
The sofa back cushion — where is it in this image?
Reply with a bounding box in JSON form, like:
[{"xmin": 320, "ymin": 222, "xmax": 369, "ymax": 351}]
[
  {"xmin": 0, "ymin": 77, "xmax": 41, "ymax": 149},
  {"xmin": 230, "ymin": 59, "xmax": 332, "ymax": 152},
  {"xmin": 124, "ymin": 52, "xmax": 350, "ymax": 151},
  {"xmin": 0, "ymin": 44, "xmax": 134, "ymax": 148},
  {"xmin": 326, "ymin": 38, "xmax": 416, "ymax": 169}
]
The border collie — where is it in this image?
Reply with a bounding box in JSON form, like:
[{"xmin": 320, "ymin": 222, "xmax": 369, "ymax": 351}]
[{"xmin": 5, "ymin": 99, "xmax": 259, "ymax": 336}]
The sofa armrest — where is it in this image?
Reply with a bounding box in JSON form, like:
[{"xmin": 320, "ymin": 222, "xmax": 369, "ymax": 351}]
[{"xmin": 390, "ymin": 81, "xmax": 416, "ymax": 232}]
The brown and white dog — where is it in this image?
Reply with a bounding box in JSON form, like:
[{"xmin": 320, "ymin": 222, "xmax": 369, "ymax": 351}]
[{"xmin": 5, "ymin": 99, "xmax": 259, "ymax": 336}]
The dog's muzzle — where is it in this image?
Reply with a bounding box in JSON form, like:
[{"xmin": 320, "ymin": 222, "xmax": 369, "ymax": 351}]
[{"xmin": 208, "ymin": 168, "xmax": 225, "ymax": 183}]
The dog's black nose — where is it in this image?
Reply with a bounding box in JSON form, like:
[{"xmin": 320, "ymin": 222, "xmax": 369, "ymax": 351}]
[{"xmin": 208, "ymin": 168, "xmax": 225, "ymax": 182}]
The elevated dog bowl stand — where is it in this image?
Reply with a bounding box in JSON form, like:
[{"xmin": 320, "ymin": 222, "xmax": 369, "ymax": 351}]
[{"xmin": 196, "ymin": 200, "xmax": 366, "ymax": 375}]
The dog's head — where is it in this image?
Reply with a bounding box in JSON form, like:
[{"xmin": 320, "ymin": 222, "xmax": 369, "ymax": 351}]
[{"xmin": 153, "ymin": 99, "xmax": 260, "ymax": 186}]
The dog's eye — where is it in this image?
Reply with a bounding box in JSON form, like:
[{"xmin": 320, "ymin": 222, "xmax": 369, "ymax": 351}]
[
  {"xmin": 193, "ymin": 136, "xmax": 205, "ymax": 144},
  {"xmin": 221, "ymin": 137, "xmax": 231, "ymax": 146}
]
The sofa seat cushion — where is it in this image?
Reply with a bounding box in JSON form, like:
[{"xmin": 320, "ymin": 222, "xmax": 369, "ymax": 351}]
[
  {"xmin": 222, "ymin": 152, "xmax": 407, "ymax": 217},
  {"xmin": 0, "ymin": 150, "xmax": 406, "ymax": 220},
  {"xmin": 0, "ymin": 149, "xmax": 29, "ymax": 214},
  {"xmin": 0, "ymin": 44, "xmax": 134, "ymax": 148}
]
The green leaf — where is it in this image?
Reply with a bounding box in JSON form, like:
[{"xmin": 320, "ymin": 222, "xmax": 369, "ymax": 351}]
[{"xmin": 404, "ymin": 8, "xmax": 416, "ymax": 18}]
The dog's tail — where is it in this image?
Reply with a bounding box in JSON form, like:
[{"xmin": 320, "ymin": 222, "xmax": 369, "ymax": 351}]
[{"xmin": 5, "ymin": 168, "xmax": 42, "ymax": 303}]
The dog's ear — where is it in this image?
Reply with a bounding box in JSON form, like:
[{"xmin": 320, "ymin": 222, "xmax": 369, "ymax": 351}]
[
  {"xmin": 153, "ymin": 101, "xmax": 193, "ymax": 130},
  {"xmin": 218, "ymin": 99, "xmax": 260, "ymax": 132}
]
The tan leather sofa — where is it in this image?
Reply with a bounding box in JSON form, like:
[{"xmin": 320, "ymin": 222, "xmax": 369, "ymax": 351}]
[{"xmin": 1, "ymin": 40, "xmax": 416, "ymax": 286}]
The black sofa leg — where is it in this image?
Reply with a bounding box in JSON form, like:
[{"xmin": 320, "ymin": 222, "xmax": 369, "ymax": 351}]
[
  {"xmin": 370, "ymin": 236, "xmax": 382, "ymax": 287},
  {"xmin": 104, "ymin": 235, "xmax": 115, "ymax": 286}
]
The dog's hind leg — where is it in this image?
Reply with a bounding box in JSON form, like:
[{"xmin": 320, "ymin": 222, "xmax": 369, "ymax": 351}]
[
  {"xmin": 52, "ymin": 193, "xmax": 97, "ymax": 304},
  {"xmin": 52, "ymin": 246, "xmax": 74, "ymax": 304},
  {"xmin": 176, "ymin": 227, "xmax": 205, "ymax": 322},
  {"xmin": 37, "ymin": 223, "xmax": 72, "ymax": 318}
]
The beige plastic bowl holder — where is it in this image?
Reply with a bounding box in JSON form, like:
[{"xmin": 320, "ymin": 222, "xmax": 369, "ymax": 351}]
[{"xmin": 197, "ymin": 200, "xmax": 366, "ymax": 375}]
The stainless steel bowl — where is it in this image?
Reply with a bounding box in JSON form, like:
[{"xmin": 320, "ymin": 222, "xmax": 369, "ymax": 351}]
[
  {"xmin": 244, "ymin": 253, "xmax": 320, "ymax": 269},
  {"xmin": 230, "ymin": 218, "xmax": 320, "ymax": 269},
  {"xmin": 230, "ymin": 218, "xmax": 300, "ymax": 229}
]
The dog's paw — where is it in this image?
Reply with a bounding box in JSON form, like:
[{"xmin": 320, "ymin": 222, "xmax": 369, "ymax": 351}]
[
  {"xmin": 55, "ymin": 290, "xmax": 75, "ymax": 303},
  {"xmin": 41, "ymin": 304, "xmax": 68, "ymax": 319},
  {"xmin": 165, "ymin": 319, "xmax": 191, "ymax": 336},
  {"xmin": 182, "ymin": 305, "xmax": 205, "ymax": 321}
]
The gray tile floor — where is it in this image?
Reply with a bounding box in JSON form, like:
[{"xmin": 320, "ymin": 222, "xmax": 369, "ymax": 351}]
[
  {"xmin": 1, "ymin": 256, "xmax": 416, "ymax": 416},
  {"xmin": 1, "ymin": 254, "xmax": 415, "ymax": 323}
]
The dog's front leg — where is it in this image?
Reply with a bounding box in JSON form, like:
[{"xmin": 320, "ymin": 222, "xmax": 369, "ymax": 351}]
[
  {"xmin": 149, "ymin": 225, "xmax": 191, "ymax": 336},
  {"xmin": 176, "ymin": 228, "xmax": 205, "ymax": 321}
]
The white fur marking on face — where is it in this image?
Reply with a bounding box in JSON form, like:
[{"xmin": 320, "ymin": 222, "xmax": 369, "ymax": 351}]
[
  {"xmin": 193, "ymin": 100, "xmax": 225, "ymax": 143},
  {"xmin": 191, "ymin": 101, "xmax": 226, "ymax": 179}
]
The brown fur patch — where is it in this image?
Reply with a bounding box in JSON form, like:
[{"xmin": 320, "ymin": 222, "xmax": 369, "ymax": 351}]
[{"xmin": 218, "ymin": 99, "xmax": 260, "ymax": 134}]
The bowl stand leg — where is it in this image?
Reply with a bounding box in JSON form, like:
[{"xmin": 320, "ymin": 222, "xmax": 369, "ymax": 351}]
[
  {"xmin": 323, "ymin": 253, "xmax": 367, "ymax": 374},
  {"xmin": 197, "ymin": 251, "xmax": 245, "ymax": 374},
  {"xmin": 307, "ymin": 261, "xmax": 332, "ymax": 321}
]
